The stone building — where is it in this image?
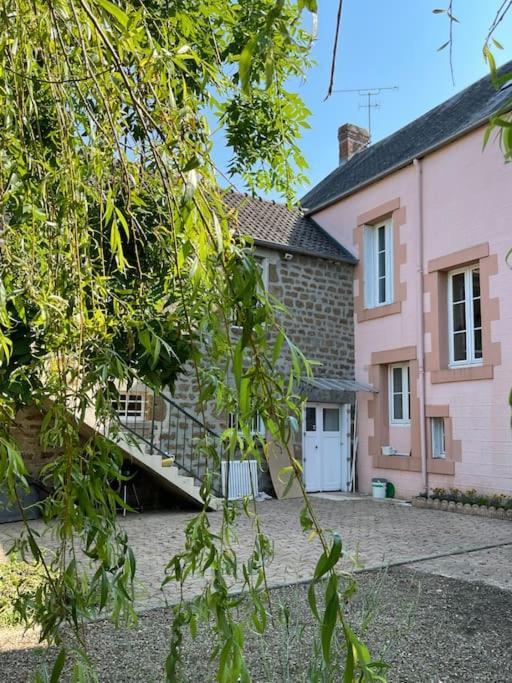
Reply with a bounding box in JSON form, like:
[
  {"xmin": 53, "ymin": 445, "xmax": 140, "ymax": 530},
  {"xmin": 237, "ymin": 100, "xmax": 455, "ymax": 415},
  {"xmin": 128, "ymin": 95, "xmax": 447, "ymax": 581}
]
[{"xmin": 6, "ymin": 192, "xmax": 365, "ymax": 513}]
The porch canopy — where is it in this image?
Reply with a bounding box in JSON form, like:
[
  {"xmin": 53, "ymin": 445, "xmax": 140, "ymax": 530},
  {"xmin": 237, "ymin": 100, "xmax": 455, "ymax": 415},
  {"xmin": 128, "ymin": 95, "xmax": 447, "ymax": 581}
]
[{"xmin": 300, "ymin": 376, "xmax": 376, "ymax": 404}]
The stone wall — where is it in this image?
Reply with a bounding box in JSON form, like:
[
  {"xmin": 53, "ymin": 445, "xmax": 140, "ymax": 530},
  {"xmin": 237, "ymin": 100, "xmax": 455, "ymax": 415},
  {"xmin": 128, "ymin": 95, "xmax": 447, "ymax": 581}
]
[
  {"xmin": 12, "ymin": 248, "xmax": 355, "ymax": 499},
  {"xmin": 10, "ymin": 406, "xmax": 55, "ymax": 478},
  {"xmin": 167, "ymin": 247, "xmax": 355, "ymax": 492}
]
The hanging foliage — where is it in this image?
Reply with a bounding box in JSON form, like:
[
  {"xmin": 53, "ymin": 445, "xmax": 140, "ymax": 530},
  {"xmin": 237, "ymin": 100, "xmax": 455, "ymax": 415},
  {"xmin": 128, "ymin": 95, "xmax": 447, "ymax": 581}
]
[{"xmin": 0, "ymin": 1, "xmax": 386, "ymax": 680}]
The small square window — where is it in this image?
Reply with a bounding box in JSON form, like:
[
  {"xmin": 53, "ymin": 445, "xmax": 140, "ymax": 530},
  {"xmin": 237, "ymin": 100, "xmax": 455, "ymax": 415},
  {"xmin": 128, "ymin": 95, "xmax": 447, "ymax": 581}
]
[
  {"xmin": 305, "ymin": 406, "xmax": 316, "ymax": 432},
  {"xmin": 113, "ymin": 393, "xmax": 145, "ymax": 420},
  {"xmin": 323, "ymin": 408, "xmax": 339, "ymax": 432},
  {"xmin": 228, "ymin": 413, "xmax": 264, "ymax": 435},
  {"xmin": 431, "ymin": 417, "xmax": 446, "ymax": 459}
]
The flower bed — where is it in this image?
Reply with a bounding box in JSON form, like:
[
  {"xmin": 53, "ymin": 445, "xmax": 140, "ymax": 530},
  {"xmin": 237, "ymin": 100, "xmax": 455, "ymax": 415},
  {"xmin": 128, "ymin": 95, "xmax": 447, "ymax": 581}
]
[{"xmin": 412, "ymin": 488, "xmax": 512, "ymax": 520}]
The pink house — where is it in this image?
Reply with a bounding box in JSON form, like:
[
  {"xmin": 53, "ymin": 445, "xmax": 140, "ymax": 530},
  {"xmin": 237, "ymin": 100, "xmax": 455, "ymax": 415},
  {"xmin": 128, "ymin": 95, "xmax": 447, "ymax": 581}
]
[{"xmin": 302, "ymin": 64, "xmax": 512, "ymax": 499}]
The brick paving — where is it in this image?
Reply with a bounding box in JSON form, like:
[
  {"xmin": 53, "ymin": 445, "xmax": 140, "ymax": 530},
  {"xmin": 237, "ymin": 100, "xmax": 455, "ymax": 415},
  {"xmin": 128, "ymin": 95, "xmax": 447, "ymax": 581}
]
[{"xmin": 1, "ymin": 496, "xmax": 511, "ymax": 611}]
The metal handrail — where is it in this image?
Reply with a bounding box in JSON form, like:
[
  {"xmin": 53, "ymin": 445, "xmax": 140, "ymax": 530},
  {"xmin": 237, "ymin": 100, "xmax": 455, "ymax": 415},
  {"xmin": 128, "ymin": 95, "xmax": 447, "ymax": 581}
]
[
  {"xmin": 163, "ymin": 394, "xmax": 220, "ymax": 438},
  {"xmin": 115, "ymin": 388, "xmax": 223, "ymax": 496}
]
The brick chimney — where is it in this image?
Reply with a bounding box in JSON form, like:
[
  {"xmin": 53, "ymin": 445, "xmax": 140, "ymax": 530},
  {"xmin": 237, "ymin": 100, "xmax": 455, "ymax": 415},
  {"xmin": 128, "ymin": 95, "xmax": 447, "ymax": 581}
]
[{"xmin": 337, "ymin": 123, "xmax": 370, "ymax": 164}]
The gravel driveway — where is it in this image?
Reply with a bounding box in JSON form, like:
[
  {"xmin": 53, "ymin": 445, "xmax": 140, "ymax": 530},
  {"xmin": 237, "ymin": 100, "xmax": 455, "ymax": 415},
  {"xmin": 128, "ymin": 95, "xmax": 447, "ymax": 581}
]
[
  {"xmin": 1, "ymin": 496, "xmax": 512, "ymax": 681},
  {"xmin": 2, "ymin": 567, "xmax": 512, "ymax": 682}
]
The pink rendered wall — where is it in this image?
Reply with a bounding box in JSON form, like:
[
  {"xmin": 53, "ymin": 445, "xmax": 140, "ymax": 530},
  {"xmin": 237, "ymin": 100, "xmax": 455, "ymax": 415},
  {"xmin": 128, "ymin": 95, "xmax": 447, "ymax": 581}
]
[{"xmin": 313, "ymin": 126, "xmax": 512, "ymax": 499}]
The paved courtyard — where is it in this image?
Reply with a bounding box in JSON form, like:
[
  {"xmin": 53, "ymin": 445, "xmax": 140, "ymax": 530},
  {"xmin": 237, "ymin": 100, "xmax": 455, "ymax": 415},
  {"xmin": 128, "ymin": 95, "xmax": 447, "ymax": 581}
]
[{"xmin": 1, "ymin": 495, "xmax": 511, "ymax": 610}]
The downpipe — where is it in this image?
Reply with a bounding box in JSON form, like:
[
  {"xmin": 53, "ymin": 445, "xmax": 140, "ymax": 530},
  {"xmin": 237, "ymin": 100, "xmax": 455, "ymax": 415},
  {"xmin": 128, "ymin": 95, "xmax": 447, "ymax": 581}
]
[{"xmin": 414, "ymin": 158, "xmax": 428, "ymax": 494}]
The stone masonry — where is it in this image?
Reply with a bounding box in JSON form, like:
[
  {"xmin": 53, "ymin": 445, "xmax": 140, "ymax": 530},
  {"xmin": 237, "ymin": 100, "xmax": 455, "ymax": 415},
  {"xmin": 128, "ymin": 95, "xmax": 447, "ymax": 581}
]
[{"xmin": 164, "ymin": 246, "xmax": 355, "ymax": 492}]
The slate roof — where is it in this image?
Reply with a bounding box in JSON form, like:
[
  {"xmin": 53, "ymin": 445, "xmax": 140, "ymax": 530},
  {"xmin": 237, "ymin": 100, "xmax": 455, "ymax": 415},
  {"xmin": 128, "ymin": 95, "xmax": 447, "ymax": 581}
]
[
  {"xmin": 224, "ymin": 191, "xmax": 356, "ymax": 263},
  {"xmin": 302, "ymin": 61, "xmax": 512, "ymax": 213}
]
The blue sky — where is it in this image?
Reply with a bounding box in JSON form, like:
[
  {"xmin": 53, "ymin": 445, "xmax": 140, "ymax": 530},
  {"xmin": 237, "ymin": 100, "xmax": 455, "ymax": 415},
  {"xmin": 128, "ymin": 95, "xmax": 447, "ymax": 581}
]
[{"xmin": 214, "ymin": 1, "xmax": 512, "ymax": 200}]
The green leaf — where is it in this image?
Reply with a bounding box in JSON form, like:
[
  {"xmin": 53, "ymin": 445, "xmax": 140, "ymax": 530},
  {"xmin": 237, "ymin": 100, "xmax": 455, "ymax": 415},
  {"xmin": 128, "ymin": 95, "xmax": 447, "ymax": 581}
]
[
  {"xmin": 308, "ymin": 582, "xmax": 319, "ymax": 621},
  {"xmin": 313, "ymin": 533, "xmax": 342, "ymax": 580},
  {"xmin": 272, "ymin": 330, "xmax": 285, "ymax": 364},
  {"xmin": 343, "ymin": 642, "xmax": 355, "ymax": 683},
  {"xmin": 97, "ymin": 0, "xmax": 129, "ymax": 28},
  {"xmin": 239, "ymin": 36, "xmax": 257, "ymax": 93},
  {"xmin": 265, "ymin": 51, "xmax": 274, "ymax": 89},
  {"xmin": 321, "ymin": 591, "xmax": 338, "ymax": 661},
  {"xmin": 239, "ymin": 377, "xmax": 250, "ymax": 416},
  {"xmin": 50, "ymin": 648, "xmax": 66, "ymax": 683}
]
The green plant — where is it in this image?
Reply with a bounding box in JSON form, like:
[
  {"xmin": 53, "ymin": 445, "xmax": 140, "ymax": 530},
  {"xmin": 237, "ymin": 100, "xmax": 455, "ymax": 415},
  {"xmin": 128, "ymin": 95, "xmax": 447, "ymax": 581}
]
[
  {"xmin": 0, "ymin": 1, "xmax": 385, "ymax": 681},
  {"xmin": 0, "ymin": 554, "xmax": 48, "ymax": 627},
  {"xmin": 426, "ymin": 488, "xmax": 512, "ymax": 510}
]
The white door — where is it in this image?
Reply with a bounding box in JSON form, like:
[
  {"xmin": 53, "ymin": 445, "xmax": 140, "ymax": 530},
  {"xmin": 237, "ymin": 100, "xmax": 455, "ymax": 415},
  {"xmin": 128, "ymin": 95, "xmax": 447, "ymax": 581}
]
[{"xmin": 304, "ymin": 404, "xmax": 349, "ymax": 492}]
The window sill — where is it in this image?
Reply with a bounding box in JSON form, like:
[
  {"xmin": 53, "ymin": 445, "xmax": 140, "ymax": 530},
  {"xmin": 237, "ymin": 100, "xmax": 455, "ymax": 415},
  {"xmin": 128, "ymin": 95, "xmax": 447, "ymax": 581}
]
[
  {"xmin": 358, "ymin": 301, "xmax": 401, "ymax": 322},
  {"xmin": 431, "ymin": 364, "xmax": 493, "ymax": 384},
  {"xmin": 372, "ymin": 454, "xmax": 421, "ymax": 472}
]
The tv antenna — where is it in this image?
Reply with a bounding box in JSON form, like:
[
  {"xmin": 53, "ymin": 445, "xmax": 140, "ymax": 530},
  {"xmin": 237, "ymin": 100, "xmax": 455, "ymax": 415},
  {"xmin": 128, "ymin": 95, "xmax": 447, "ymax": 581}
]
[{"xmin": 332, "ymin": 86, "xmax": 398, "ymax": 140}]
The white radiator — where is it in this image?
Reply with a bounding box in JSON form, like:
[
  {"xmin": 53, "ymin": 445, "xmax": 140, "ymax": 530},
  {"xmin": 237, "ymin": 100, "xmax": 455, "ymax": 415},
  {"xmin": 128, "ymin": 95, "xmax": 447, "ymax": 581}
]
[{"xmin": 221, "ymin": 460, "xmax": 259, "ymax": 500}]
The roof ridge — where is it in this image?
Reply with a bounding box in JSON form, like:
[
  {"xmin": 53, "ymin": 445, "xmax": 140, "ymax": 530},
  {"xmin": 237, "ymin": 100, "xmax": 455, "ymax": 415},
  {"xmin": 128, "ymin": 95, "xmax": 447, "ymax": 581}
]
[{"xmin": 302, "ymin": 59, "xmax": 512, "ymax": 212}]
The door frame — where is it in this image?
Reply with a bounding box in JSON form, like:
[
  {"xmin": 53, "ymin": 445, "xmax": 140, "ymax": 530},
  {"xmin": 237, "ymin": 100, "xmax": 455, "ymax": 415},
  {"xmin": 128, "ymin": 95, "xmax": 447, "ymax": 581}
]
[{"xmin": 302, "ymin": 402, "xmax": 350, "ymax": 493}]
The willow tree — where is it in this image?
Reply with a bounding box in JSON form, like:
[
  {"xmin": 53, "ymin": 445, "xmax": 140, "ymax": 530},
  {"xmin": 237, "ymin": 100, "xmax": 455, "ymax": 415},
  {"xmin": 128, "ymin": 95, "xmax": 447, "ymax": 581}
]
[{"xmin": 0, "ymin": 1, "xmax": 385, "ymax": 681}]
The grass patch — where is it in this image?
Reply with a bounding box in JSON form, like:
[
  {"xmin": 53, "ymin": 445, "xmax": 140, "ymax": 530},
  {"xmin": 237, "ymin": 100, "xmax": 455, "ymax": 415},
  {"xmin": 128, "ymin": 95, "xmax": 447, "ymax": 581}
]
[{"xmin": 0, "ymin": 554, "xmax": 47, "ymax": 627}]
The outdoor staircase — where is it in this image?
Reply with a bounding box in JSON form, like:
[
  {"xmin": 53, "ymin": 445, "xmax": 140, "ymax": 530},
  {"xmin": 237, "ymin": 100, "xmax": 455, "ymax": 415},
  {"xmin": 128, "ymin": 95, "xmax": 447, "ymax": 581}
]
[{"xmin": 83, "ymin": 391, "xmax": 223, "ymax": 511}]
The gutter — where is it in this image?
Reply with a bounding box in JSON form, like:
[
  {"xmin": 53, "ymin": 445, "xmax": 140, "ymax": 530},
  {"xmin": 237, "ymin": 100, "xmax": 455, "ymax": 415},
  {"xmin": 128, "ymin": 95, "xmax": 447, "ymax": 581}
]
[
  {"xmin": 252, "ymin": 238, "xmax": 358, "ymax": 265},
  {"xmin": 413, "ymin": 158, "xmax": 428, "ymax": 494},
  {"xmin": 303, "ymin": 112, "xmax": 506, "ymax": 216}
]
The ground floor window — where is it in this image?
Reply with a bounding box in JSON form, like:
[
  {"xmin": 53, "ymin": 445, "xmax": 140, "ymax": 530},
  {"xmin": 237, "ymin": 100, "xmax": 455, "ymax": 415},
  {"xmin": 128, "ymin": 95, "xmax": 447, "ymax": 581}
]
[
  {"xmin": 113, "ymin": 392, "xmax": 145, "ymax": 420},
  {"xmin": 431, "ymin": 417, "xmax": 446, "ymax": 459},
  {"xmin": 389, "ymin": 364, "xmax": 410, "ymax": 424},
  {"xmin": 228, "ymin": 412, "xmax": 264, "ymax": 435}
]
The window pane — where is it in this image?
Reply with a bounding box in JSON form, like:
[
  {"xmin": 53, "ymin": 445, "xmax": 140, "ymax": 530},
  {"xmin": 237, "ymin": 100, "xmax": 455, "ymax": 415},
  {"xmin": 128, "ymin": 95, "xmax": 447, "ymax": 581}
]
[
  {"xmin": 407, "ymin": 366, "xmax": 411, "ymax": 421},
  {"xmin": 451, "ymin": 272, "xmax": 465, "ymax": 302},
  {"xmin": 453, "ymin": 332, "xmax": 467, "ymax": 361},
  {"xmin": 305, "ymin": 407, "xmax": 316, "ymax": 432},
  {"xmin": 393, "ymin": 394, "xmax": 403, "ymax": 420},
  {"xmin": 474, "ymin": 329, "xmax": 482, "ymax": 359},
  {"xmin": 323, "ymin": 408, "xmax": 339, "ymax": 432},
  {"xmin": 432, "ymin": 418, "xmax": 445, "ymax": 458},
  {"xmin": 472, "ymin": 269, "xmax": 480, "ymax": 297},
  {"xmin": 392, "ymin": 367, "xmax": 402, "ymax": 392},
  {"xmin": 472, "ymin": 298, "xmax": 481, "ymax": 328},
  {"xmin": 452, "ymin": 302, "xmax": 466, "ymax": 332},
  {"xmin": 378, "ymin": 250, "xmax": 386, "ymax": 276},
  {"xmin": 378, "ymin": 225, "xmax": 385, "ymax": 251},
  {"xmin": 378, "ymin": 277, "xmax": 386, "ymax": 303}
]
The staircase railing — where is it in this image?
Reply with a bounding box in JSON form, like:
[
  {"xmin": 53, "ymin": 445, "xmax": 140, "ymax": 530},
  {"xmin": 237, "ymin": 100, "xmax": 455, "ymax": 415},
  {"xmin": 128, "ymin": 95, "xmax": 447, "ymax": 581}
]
[{"xmin": 117, "ymin": 389, "xmax": 223, "ymax": 496}]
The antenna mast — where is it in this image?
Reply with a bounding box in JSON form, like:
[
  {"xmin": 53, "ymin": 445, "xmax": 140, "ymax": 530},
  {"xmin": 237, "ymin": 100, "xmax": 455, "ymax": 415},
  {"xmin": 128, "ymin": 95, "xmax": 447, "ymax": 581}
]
[{"xmin": 332, "ymin": 86, "xmax": 398, "ymax": 140}]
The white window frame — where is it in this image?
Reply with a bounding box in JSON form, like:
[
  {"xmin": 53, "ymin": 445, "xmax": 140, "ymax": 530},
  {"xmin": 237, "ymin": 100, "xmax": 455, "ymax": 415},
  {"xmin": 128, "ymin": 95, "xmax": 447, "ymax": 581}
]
[
  {"xmin": 389, "ymin": 364, "xmax": 410, "ymax": 425},
  {"xmin": 364, "ymin": 220, "xmax": 393, "ymax": 309},
  {"xmin": 431, "ymin": 417, "xmax": 446, "ymax": 459},
  {"xmin": 228, "ymin": 412, "xmax": 264, "ymax": 435},
  {"xmin": 447, "ymin": 265, "xmax": 483, "ymax": 368},
  {"xmin": 114, "ymin": 392, "xmax": 145, "ymax": 421}
]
